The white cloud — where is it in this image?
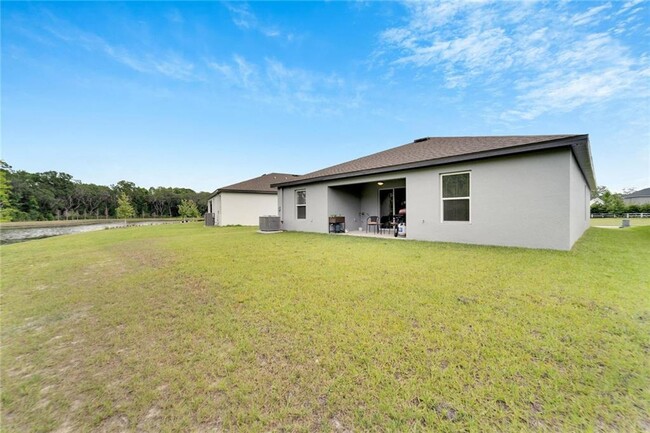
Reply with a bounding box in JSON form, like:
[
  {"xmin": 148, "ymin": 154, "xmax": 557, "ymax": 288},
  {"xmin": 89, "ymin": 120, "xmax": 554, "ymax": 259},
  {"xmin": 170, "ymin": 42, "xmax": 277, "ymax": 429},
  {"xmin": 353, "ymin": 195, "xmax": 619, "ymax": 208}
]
[
  {"xmin": 404, "ymin": 1, "xmax": 489, "ymax": 30},
  {"xmin": 619, "ymin": 0, "xmax": 645, "ymax": 14},
  {"xmin": 396, "ymin": 28, "xmax": 511, "ymax": 69},
  {"xmin": 207, "ymin": 62, "xmax": 233, "ymax": 80},
  {"xmin": 223, "ymin": 3, "xmax": 292, "ymax": 41},
  {"xmin": 165, "ymin": 8, "xmax": 183, "ymax": 24},
  {"xmin": 380, "ymin": 1, "xmax": 650, "ymax": 120},
  {"xmin": 224, "ymin": 3, "xmax": 256, "ymax": 30},
  {"xmin": 207, "ymin": 55, "xmax": 361, "ymax": 115},
  {"xmin": 153, "ymin": 55, "xmax": 196, "ymax": 81},
  {"xmin": 233, "ymin": 55, "xmax": 259, "ymax": 89},
  {"xmin": 100, "ymin": 42, "xmax": 197, "ymax": 81},
  {"xmin": 570, "ymin": 2, "xmax": 611, "ymax": 26},
  {"xmin": 505, "ymin": 64, "xmax": 650, "ymax": 120},
  {"xmin": 208, "ymin": 55, "xmax": 261, "ymax": 92},
  {"xmin": 40, "ymin": 12, "xmax": 197, "ymax": 81}
]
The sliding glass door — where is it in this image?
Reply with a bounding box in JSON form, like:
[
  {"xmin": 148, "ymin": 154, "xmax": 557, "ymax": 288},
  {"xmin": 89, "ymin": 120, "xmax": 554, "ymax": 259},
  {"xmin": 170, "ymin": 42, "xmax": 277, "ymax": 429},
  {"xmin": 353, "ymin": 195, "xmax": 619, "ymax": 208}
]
[{"xmin": 379, "ymin": 187, "xmax": 405, "ymax": 221}]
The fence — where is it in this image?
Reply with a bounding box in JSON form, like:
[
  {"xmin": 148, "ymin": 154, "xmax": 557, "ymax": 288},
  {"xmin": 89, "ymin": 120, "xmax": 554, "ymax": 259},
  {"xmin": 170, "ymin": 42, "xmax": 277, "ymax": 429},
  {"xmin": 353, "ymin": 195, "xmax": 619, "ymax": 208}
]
[{"xmin": 591, "ymin": 213, "xmax": 650, "ymax": 218}]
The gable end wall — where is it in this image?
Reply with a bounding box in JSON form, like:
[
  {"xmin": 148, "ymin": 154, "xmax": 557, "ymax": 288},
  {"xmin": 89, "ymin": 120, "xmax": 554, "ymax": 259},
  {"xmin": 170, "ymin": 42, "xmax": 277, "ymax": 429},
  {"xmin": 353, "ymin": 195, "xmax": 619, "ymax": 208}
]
[{"xmin": 218, "ymin": 192, "xmax": 278, "ymax": 226}]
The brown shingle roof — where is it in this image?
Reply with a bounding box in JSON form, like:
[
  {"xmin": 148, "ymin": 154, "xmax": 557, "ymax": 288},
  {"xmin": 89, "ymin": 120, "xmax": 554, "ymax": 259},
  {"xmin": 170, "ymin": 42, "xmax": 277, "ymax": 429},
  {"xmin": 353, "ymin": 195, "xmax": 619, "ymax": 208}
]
[
  {"xmin": 210, "ymin": 173, "xmax": 299, "ymax": 198},
  {"xmin": 273, "ymin": 135, "xmax": 596, "ymax": 189}
]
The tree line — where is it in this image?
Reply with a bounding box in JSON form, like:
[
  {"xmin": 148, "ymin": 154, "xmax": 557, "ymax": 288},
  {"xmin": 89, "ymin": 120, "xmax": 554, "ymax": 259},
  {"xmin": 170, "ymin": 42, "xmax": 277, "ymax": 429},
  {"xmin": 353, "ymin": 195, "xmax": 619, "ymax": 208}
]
[
  {"xmin": 590, "ymin": 186, "xmax": 650, "ymax": 215},
  {"xmin": 0, "ymin": 161, "xmax": 211, "ymax": 222}
]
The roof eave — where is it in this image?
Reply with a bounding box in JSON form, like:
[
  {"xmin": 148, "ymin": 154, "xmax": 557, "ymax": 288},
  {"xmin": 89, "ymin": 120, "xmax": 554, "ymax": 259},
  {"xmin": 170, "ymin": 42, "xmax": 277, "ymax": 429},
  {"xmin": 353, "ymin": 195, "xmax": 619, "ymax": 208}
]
[
  {"xmin": 568, "ymin": 135, "xmax": 597, "ymax": 190},
  {"xmin": 274, "ymin": 135, "xmax": 596, "ymax": 189},
  {"xmin": 211, "ymin": 189, "xmax": 278, "ymax": 196}
]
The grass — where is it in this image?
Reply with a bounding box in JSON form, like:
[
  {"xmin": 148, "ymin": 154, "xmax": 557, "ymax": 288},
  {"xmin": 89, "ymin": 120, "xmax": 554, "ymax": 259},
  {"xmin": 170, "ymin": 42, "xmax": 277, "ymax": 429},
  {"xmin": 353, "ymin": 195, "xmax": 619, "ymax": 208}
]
[
  {"xmin": 1, "ymin": 224, "xmax": 649, "ymax": 432},
  {"xmin": 590, "ymin": 217, "xmax": 650, "ymax": 227}
]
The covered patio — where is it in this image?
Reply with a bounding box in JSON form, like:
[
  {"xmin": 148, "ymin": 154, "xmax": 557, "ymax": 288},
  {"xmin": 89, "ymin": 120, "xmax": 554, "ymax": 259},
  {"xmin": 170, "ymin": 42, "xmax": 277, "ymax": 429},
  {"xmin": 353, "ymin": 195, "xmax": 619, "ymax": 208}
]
[{"xmin": 327, "ymin": 177, "xmax": 406, "ymax": 234}]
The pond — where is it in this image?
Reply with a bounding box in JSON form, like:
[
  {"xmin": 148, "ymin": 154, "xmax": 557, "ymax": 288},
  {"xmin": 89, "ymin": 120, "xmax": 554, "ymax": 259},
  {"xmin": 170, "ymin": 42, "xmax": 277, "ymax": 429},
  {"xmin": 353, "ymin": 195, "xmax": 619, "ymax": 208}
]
[{"xmin": 0, "ymin": 221, "xmax": 173, "ymax": 244}]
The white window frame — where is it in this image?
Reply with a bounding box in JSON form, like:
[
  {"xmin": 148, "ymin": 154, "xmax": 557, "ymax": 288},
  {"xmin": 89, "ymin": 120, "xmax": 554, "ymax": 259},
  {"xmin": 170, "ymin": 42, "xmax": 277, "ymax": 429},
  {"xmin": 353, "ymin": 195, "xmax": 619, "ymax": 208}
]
[
  {"xmin": 440, "ymin": 171, "xmax": 471, "ymax": 223},
  {"xmin": 296, "ymin": 189, "xmax": 307, "ymax": 220}
]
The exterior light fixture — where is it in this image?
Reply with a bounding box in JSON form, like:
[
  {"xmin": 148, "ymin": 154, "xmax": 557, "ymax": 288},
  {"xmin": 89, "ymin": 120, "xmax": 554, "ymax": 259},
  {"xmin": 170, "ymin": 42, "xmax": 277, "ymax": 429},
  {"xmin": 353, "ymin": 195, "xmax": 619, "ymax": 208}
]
[{"xmin": 377, "ymin": 182, "xmax": 384, "ymax": 186}]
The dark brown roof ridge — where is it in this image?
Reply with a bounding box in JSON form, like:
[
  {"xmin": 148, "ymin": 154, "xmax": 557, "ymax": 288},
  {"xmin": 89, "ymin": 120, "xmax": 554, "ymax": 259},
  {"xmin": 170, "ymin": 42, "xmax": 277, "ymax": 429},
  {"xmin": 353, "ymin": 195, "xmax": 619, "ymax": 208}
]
[{"xmin": 272, "ymin": 135, "xmax": 595, "ymax": 189}]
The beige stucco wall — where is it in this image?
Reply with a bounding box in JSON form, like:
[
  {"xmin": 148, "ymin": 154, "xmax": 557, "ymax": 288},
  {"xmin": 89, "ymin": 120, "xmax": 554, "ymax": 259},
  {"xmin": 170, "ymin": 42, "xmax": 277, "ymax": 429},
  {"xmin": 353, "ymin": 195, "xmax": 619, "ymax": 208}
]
[
  {"xmin": 280, "ymin": 148, "xmax": 589, "ymax": 250},
  {"xmin": 212, "ymin": 192, "xmax": 278, "ymax": 226}
]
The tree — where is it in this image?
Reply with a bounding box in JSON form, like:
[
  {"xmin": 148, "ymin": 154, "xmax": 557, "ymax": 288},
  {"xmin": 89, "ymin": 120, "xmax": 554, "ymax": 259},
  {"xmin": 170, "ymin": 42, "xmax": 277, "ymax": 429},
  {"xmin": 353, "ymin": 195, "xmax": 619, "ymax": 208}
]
[
  {"xmin": 37, "ymin": 171, "xmax": 75, "ymax": 219},
  {"xmin": 593, "ymin": 185, "xmax": 609, "ymax": 200},
  {"xmin": 0, "ymin": 161, "xmax": 16, "ymax": 221},
  {"xmin": 603, "ymin": 192, "xmax": 625, "ymax": 214},
  {"xmin": 178, "ymin": 199, "xmax": 200, "ymax": 221},
  {"xmin": 70, "ymin": 183, "xmax": 111, "ymax": 218},
  {"xmin": 0, "ymin": 163, "xmax": 211, "ymax": 222},
  {"xmin": 194, "ymin": 191, "xmax": 211, "ymax": 215},
  {"xmin": 149, "ymin": 187, "xmax": 172, "ymax": 217},
  {"xmin": 593, "ymin": 186, "xmax": 626, "ymax": 215},
  {"xmin": 115, "ymin": 192, "xmax": 135, "ymax": 219},
  {"xmin": 114, "ymin": 180, "xmax": 149, "ymax": 217}
]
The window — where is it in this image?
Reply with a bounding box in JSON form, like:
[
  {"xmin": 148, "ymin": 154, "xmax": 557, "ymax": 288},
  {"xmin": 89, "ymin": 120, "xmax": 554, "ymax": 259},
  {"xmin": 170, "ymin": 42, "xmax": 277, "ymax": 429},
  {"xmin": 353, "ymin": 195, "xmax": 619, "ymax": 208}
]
[
  {"xmin": 296, "ymin": 189, "xmax": 306, "ymax": 219},
  {"xmin": 441, "ymin": 172, "xmax": 470, "ymax": 222}
]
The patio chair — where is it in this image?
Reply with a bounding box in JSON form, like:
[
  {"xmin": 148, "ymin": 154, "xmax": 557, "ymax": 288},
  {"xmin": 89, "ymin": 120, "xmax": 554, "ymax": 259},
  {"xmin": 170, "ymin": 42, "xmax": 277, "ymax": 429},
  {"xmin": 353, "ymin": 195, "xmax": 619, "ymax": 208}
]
[
  {"xmin": 366, "ymin": 215, "xmax": 380, "ymax": 234},
  {"xmin": 380, "ymin": 215, "xmax": 392, "ymax": 233}
]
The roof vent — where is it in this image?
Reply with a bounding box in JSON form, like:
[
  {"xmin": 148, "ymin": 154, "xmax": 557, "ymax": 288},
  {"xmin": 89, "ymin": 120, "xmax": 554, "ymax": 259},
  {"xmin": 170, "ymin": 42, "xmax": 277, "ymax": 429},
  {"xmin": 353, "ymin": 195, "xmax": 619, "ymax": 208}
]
[{"xmin": 413, "ymin": 137, "xmax": 429, "ymax": 143}]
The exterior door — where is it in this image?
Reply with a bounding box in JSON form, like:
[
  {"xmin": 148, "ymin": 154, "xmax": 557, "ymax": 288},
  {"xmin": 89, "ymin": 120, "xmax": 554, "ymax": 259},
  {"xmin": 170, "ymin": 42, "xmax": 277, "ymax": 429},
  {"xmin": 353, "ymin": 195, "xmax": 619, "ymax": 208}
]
[{"xmin": 379, "ymin": 187, "xmax": 406, "ymax": 221}]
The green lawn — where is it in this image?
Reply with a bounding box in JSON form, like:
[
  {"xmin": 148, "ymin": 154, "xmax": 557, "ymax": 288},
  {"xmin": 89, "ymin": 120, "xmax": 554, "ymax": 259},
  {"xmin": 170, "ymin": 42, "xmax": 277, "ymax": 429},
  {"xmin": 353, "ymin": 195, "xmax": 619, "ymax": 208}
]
[
  {"xmin": 590, "ymin": 217, "xmax": 650, "ymax": 227},
  {"xmin": 2, "ymin": 224, "xmax": 649, "ymax": 432}
]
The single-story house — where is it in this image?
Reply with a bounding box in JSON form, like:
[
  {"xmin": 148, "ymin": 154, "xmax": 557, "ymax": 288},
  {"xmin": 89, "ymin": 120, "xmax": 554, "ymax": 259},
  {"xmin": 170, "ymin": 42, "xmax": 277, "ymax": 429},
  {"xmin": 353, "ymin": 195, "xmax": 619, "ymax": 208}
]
[
  {"xmin": 590, "ymin": 197, "xmax": 604, "ymax": 206},
  {"xmin": 207, "ymin": 173, "xmax": 297, "ymax": 226},
  {"xmin": 623, "ymin": 187, "xmax": 650, "ymax": 206},
  {"xmin": 272, "ymin": 135, "xmax": 596, "ymax": 250}
]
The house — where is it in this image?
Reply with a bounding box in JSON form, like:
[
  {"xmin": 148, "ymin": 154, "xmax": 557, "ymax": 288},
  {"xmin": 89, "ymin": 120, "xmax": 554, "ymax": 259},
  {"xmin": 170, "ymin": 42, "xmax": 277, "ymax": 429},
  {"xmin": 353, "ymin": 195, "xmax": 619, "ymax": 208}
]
[
  {"xmin": 622, "ymin": 187, "xmax": 650, "ymax": 206},
  {"xmin": 207, "ymin": 173, "xmax": 297, "ymax": 226},
  {"xmin": 272, "ymin": 135, "xmax": 596, "ymax": 250},
  {"xmin": 590, "ymin": 197, "xmax": 604, "ymax": 206}
]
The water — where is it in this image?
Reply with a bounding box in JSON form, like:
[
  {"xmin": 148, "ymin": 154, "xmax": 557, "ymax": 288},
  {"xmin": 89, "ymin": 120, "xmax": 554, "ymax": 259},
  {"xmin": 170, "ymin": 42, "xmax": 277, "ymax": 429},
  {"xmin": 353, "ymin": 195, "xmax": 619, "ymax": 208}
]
[{"xmin": 0, "ymin": 221, "xmax": 172, "ymax": 244}]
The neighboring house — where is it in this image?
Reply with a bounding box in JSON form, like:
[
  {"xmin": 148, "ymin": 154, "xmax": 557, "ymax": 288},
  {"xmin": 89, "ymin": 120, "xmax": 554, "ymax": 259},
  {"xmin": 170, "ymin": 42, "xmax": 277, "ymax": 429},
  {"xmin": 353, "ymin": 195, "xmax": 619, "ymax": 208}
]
[
  {"xmin": 590, "ymin": 197, "xmax": 604, "ymax": 206},
  {"xmin": 622, "ymin": 187, "xmax": 650, "ymax": 205},
  {"xmin": 207, "ymin": 173, "xmax": 298, "ymax": 226},
  {"xmin": 273, "ymin": 135, "xmax": 596, "ymax": 250}
]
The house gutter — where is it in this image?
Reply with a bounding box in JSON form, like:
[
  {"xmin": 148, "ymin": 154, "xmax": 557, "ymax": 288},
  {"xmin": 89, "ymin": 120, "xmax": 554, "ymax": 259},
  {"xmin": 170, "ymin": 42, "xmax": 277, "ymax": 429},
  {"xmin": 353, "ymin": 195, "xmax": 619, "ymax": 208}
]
[
  {"xmin": 272, "ymin": 135, "xmax": 596, "ymax": 191},
  {"xmin": 206, "ymin": 189, "xmax": 279, "ymax": 200}
]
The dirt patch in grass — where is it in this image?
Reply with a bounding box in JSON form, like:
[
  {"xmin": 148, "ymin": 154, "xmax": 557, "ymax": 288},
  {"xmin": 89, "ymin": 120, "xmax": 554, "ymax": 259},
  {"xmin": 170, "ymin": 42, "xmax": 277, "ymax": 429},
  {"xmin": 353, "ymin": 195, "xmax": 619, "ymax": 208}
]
[{"xmin": 2, "ymin": 224, "xmax": 649, "ymax": 431}]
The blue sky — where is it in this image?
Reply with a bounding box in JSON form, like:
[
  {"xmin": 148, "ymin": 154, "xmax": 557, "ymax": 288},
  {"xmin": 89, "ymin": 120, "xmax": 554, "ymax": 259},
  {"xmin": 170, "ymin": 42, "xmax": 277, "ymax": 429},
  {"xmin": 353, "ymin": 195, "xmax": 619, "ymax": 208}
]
[{"xmin": 2, "ymin": 1, "xmax": 649, "ymax": 193}]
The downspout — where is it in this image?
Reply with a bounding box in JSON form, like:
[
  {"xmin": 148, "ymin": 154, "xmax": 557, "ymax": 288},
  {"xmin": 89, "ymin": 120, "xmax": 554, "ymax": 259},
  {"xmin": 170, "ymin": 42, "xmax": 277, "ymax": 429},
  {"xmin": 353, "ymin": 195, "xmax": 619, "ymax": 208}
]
[{"xmin": 278, "ymin": 187, "xmax": 284, "ymax": 227}]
